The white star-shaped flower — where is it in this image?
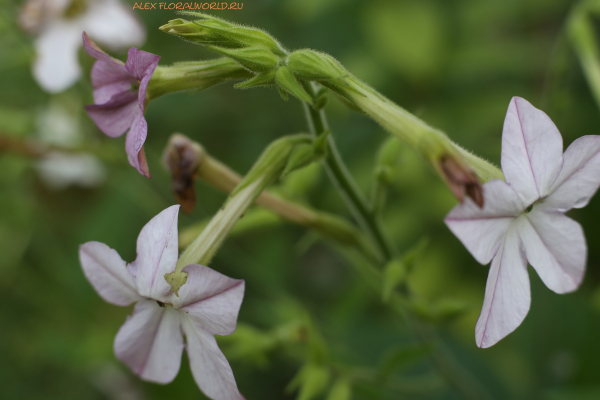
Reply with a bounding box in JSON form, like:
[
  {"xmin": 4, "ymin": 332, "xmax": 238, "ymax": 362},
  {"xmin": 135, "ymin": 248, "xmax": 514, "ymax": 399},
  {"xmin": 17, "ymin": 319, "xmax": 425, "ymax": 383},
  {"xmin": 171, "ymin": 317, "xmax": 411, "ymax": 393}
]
[
  {"xmin": 20, "ymin": 0, "xmax": 145, "ymax": 93},
  {"xmin": 79, "ymin": 205, "xmax": 245, "ymax": 400},
  {"xmin": 445, "ymin": 97, "xmax": 600, "ymax": 348}
]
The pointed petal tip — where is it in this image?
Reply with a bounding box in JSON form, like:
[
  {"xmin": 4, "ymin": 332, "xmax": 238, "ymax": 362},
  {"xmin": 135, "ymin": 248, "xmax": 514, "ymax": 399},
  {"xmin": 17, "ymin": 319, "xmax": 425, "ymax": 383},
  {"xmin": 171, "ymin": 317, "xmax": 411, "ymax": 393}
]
[{"xmin": 138, "ymin": 147, "xmax": 151, "ymax": 178}]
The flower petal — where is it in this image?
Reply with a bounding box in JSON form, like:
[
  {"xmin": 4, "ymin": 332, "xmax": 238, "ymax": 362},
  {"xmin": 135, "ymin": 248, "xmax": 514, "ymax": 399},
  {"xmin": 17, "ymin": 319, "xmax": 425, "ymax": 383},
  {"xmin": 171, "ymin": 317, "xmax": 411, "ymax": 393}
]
[
  {"xmin": 445, "ymin": 180, "xmax": 522, "ymax": 264},
  {"xmin": 92, "ymin": 80, "xmax": 132, "ymax": 105},
  {"xmin": 83, "ymin": 0, "xmax": 146, "ymax": 52},
  {"xmin": 91, "ymin": 59, "xmax": 135, "ymax": 96},
  {"xmin": 519, "ymin": 208, "xmax": 586, "ymax": 294},
  {"xmin": 125, "ymin": 114, "xmax": 151, "ymax": 178},
  {"xmin": 177, "ymin": 265, "xmax": 244, "ymax": 336},
  {"xmin": 33, "ymin": 21, "xmax": 83, "ymax": 93},
  {"xmin": 138, "ymin": 74, "xmax": 152, "ymax": 112},
  {"xmin": 475, "ymin": 223, "xmax": 530, "ymax": 348},
  {"xmin": 501, "ymin": 97, "xmax": 563, "ymax": 205},
  {"xmin": 114, "ymin": 299, "xmax": 183, "ymax": 384},
  {"xmin": 182, "ymin": 316, "xmax": 243, "ymax": 400},
  {"xmin": 131, "ymin": 205, "xmax": 180, "ymax": 300},
  {"xmin": 79, "ymin": 241, "xmax": 140, "ymax": 306},
  {"xmin": 543, "ymin": 135, "xmax": 600, "ymax": 212},
  {"xmin": 125, "ymin": 48, "xmax": 161, "ymax": 84},
  {"xmin": 85, "ymin": 91, "xmax": 139, "ymax": 138},
  {"xmin": 82, "ymin": 32, "xmax": 128, "ymax": 75}
]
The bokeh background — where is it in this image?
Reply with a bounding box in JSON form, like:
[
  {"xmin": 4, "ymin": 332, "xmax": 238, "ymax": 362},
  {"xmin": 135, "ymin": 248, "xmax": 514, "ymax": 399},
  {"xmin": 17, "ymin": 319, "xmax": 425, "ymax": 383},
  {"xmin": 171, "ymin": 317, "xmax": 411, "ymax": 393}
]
[{"xmin": 2, "ymin": 0, "xmax": 600, "ymax": 399}]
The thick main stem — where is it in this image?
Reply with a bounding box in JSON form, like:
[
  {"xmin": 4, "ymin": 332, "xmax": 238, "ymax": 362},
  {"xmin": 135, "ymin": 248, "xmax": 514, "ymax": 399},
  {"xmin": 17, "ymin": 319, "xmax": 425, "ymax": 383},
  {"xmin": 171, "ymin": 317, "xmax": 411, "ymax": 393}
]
[{"xmin": 302, "ymin": 83, "xmax": 395, "ymax": 262}]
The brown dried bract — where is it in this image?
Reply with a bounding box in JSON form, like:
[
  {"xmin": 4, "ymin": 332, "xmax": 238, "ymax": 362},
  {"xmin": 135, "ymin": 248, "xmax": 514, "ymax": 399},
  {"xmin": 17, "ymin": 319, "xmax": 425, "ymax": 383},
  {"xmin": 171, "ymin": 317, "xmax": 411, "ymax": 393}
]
[
  {"xmin": 162, "ymin": 134, "xmax": 204, "ymax": 214},
  {"xmin": 440, "ymin": 156, "xmax": 484, "ymax": 208}
]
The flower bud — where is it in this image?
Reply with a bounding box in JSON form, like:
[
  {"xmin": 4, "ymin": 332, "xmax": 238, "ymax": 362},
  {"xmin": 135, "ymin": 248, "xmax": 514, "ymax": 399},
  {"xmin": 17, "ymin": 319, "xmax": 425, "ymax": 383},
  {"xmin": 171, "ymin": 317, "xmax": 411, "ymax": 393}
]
[
  {"xmin": 160, "ymin": 13, "xmax": 286, "ymax": 57},
  {"xmin": 287, "ymin": 49, "xmax": 346, "ymax": 81}
]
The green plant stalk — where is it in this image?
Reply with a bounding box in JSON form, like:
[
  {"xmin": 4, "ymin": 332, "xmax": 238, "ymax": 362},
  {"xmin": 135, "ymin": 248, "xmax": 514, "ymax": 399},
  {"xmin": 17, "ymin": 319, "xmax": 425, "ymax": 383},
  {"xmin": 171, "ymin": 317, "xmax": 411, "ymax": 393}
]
[
  {"xmin": 302, "ymin": 82, "xmax": 395, "ymax": 262},
  {"xmin": 165, "ymin": 134, "xmax": 311, "ymax": 294},
  {"xmin": 568, "ymin": 1, "xmax": 600, "ymax": 111},
  {"xmin": 339, "ymin": 78, "xmax": 504, "ymax": 184},
  {"xmin": 145, "ymin": 58, "xmax": 252, "ymax": 103},
  {"xmin": 173, "ymin": 141, "xmax": 383, "ymax": 265}
]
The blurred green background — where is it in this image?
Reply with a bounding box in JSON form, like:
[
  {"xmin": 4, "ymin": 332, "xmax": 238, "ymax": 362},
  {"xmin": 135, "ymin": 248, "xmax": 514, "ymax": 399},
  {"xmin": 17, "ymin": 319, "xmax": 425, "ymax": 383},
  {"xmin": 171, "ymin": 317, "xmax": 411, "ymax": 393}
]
[{"xmin": 2, "ymin": 0, "xmax": 600, "ymax": 399}]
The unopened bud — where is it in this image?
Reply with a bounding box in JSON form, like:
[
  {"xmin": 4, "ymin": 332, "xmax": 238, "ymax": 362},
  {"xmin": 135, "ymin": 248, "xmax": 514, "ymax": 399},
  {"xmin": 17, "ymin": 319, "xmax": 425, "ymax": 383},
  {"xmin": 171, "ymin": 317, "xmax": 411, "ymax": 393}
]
[
  {"xmin": 288, "ymin": 49, "xmax": 346, "ymax": 81},
  {"xmin": 161, "ymin": 13, "xmax": 287, "ymax": 57}
]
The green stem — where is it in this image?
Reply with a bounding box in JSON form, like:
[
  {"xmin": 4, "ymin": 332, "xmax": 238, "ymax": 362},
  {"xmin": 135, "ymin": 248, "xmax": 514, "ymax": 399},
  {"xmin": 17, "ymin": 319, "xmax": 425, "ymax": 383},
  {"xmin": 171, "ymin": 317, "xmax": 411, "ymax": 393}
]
[
  {"xmin": 164, "ymin": 134, "xmax": 311, "ymax": 294},
  {"xmin": 145, "ymin": 58, "xmax": 252, "ymax": 102},
  {"xmin": 568, "ymin": 1, "xmax": 600, "ymax": 111},
  {"xmin": 302, "ymin": 82, "xmax": 395, "ymax": 262}
]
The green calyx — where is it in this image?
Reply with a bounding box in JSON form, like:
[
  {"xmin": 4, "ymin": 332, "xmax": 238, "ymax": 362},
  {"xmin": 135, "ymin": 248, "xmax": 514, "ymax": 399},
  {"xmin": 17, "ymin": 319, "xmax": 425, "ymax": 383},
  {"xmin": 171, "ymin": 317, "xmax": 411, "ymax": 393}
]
[
  {"xmin": 275, "ymin": 67, "xmax": 313, "ymax": 104},
  {"xmin": 287, "ymin": 49, "xmax": 347, "ymax": 81},
  {"xmin": 207, "ymin": 46, "xmax": 279, "ymax": 73}
]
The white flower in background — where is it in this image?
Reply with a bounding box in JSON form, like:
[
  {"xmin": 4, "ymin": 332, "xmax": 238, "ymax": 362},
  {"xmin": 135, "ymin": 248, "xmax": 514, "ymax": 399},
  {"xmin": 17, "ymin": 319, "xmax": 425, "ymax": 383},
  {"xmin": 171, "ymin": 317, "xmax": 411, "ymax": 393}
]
[
  {"xmin": 36, "ymin": 152, "xmax": 105, "ymax": 189},
  {"xmin": 19, "ymin": 0, "xmax": 145, "ymax": 93},
  {"xmin": 35, "ymin": 102, "xmax": 106, "ymax": 189},
  {"xmin": 79, "ymin": 205, "xmax": 246, "ymax": 400},
  {"xmin": 445, "ymin": 97, "xmax": 600, "ymax": 348}
]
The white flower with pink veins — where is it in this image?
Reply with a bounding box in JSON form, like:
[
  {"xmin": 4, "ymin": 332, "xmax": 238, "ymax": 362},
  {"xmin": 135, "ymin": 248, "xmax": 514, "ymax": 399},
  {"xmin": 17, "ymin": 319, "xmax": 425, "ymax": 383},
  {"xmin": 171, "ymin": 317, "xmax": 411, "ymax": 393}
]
[
  {"xmin": 445, "ymin": 97, "xmax": 600, "ymax": 348},
  {"xmin": 79, "ymin": 205, "xmax": 245, "ymax": 400},
  {"xmin": 20, "ymin": 0, "xmax": 145, "ymax": 93}
]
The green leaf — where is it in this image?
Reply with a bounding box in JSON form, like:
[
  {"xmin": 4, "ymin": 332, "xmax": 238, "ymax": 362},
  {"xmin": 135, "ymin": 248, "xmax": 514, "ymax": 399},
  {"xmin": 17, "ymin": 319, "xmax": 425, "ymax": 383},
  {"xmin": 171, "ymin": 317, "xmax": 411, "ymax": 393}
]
[
  {"xmin": 381, "ymin": 259, "xmax": 406, "ymax": 303},
  {"xmin": 326, "ymin": 378, "xmax": 352, "ymax": 400},
  {"xmin": 286, "ymin": 363, "xmax": 331, "ymax": 400},
  {"xmin": 378, "ymin": 343, "xmax": 435, "ymax": 382},
  {"xmin": 282, "ymin": 143, "xmax": 321, "ymax": 178}
]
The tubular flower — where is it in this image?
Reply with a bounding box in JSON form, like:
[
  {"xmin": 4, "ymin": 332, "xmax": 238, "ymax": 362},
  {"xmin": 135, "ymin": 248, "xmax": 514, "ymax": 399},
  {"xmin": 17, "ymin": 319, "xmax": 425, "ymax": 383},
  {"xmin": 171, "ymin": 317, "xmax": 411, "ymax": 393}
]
[
  {"xmin": 79, "ymin": 205, "xmax": 245, "ymax": 400},
  {"xmin": 445, "ymin": 97, "xmax": 600, "ymax": 348},
  {"xmin": 82, "ymin": 32, "xmax": 159, "ymax": 177}
]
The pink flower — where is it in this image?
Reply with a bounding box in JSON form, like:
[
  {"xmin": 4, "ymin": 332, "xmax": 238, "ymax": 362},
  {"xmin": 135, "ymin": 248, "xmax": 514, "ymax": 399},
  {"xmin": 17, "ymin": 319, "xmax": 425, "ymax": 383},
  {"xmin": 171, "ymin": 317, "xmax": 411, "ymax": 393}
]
[
  {"xmin": 79, "ymin": 205, "xmax": 245, "ymax": 400},
  {"xmin": 83, "ymin": 32, "xmax": 160, "ymax": 178},
  {"xmin": 445, "ymin": 97, "xmax": 600, "ymax": 348}
]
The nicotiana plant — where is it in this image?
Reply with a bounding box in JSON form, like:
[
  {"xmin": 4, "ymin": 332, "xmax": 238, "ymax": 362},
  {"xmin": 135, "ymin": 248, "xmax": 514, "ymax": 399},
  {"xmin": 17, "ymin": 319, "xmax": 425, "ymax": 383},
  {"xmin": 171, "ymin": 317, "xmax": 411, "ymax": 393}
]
[{"xmin": 75, "ymin": 10, "xmax": 600, "ymax": 400}]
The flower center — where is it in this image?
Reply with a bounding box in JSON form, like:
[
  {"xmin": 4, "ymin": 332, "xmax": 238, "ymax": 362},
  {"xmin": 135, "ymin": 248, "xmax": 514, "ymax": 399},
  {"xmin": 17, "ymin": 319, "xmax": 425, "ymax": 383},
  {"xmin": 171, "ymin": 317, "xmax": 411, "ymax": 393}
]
[{"xmin": 131, "ymin": 83, "xmax": 140, "ymax": 92}]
